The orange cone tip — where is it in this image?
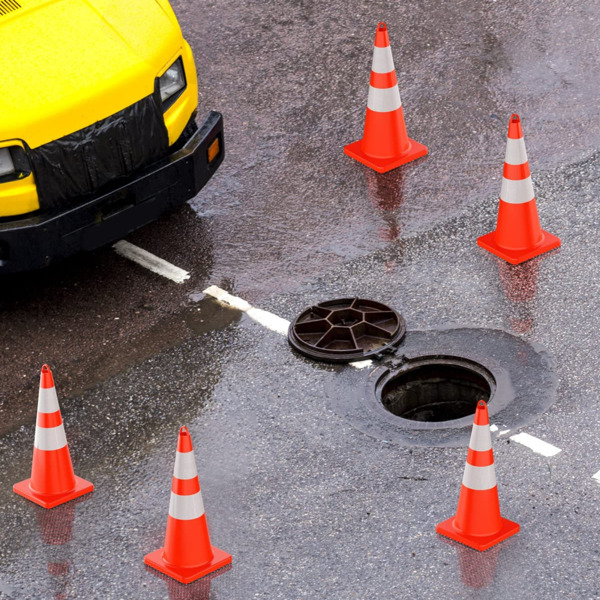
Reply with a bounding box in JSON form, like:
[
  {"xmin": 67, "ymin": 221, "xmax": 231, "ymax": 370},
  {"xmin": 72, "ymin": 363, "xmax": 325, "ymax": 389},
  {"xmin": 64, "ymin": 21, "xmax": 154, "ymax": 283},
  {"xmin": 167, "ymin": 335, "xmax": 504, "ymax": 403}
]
[
  {"xmin": 40, "ymin": 364, "xmax": 55, "ymax": 389},
  {"xmin": 177, "ymin": 425, "xmax": 194, "ymax": 453},
  {"xmin": 144, "ymin": 426, "xmax": 232, "ymax": 584},
  {"xmin": 473, "ymin": 400, "xmax": 489, "ymax": 426},
  {"xmin": 374, "ymin": 21, "xmax": 390, "ymax": 47},
  {"xmin": 436, "ymin": 400, "xmax": 519, "ymax": 551},
  {"xmin": 477, "ymin": 114, "xmax": 560, "ymax": 264},
  {"xmin": 344, "ymin": 22, "xmax": 427, "ymax": 173},
  {"xmin": 13, "ymin": 365, "xmax": 93, "ymax": 509}
]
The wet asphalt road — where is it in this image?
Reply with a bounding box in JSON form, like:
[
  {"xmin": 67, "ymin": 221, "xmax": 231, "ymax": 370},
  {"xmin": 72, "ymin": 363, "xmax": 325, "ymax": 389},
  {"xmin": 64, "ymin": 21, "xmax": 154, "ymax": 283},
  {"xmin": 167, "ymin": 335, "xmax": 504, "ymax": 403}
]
[{"xmin": 2, "ymin": 0, "xmax": 600, "ymax": 598}]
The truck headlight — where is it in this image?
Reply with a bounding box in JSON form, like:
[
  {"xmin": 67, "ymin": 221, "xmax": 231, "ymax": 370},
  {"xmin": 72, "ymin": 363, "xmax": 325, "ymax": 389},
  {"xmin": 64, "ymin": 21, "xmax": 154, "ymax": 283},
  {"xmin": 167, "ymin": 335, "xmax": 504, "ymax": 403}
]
[
  {"xmin": 158, "ymin": 58, "xmax": 186, "ymax": 111},
  {"xmin": 0, "ymin": 148, "xmax": 15, "ymax": 178},
  {"xmin": 0, "ymin": 146, "xmax": 31, "ymax": 183}
]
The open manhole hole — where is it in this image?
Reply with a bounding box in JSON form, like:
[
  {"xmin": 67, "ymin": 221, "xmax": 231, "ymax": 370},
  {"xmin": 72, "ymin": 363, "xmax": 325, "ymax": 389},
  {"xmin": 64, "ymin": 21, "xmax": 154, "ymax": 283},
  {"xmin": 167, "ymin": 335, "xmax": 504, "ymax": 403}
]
[
  {"xmin": 379, "ymin": 357, "xmax": 495, "ymax": 423},
  {"xmin": 326, "ymin": 328, "xmax": 557, "ymax": 447},
  {"xmin": 288, "ymin": 298, "xmax": 406, "ymax": 363}
]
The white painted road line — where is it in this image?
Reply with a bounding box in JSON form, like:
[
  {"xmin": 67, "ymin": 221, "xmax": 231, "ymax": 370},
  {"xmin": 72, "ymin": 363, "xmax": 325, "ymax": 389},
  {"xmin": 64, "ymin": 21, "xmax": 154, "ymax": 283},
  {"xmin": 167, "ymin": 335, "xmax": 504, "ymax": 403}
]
[
  {"xmin": 204, "ymin": 285, "xmax": 252, "ymax": 312},
  {"xmin": 509, "ymin": 432, "xmax": 562, "ymax": 457},
  {"xmin": 204, "ymin": 286, "xmax": 290, "ymax": 335},
  {"xmin": 490, "ymin": 425, "xmax": 511, "ymax": 436},
  {"xmin": 246, "ymin": 307, "xmax": 291, "ymax": 336},
  {"xmin": 593, "ymin": 470, "xmax": 600, "ymax": 483},
  {"xmin": 351, "ymin": 360, "xmax": 373, "ymax": 370},
  {"xmin": 113, "ymin": 240, "xmax": 190, "ymax": 284}
]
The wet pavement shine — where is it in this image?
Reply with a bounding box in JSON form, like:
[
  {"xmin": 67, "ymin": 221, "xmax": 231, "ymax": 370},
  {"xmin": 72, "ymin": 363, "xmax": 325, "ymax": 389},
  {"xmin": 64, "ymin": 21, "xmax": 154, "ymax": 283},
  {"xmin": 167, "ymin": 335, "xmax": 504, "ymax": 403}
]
[{"xmin": 1, "ymin": 0, "xmax": 600, "ymax": 598}]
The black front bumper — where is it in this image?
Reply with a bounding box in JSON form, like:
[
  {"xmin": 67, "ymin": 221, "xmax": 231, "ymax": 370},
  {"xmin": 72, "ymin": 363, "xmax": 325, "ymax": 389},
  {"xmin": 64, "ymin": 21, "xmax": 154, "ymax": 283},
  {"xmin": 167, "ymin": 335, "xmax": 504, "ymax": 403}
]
[{"xmin": 0, "ymin": 111, "xmax": 224, "ymax": 274}]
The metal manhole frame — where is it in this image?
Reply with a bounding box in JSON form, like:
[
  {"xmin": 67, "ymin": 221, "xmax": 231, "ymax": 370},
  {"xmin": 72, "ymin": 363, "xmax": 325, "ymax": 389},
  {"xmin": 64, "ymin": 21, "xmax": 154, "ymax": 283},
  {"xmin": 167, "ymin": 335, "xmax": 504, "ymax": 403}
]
[{"xmin": 325, "ymin": 327, "xmax": 557, "ymax": 447}]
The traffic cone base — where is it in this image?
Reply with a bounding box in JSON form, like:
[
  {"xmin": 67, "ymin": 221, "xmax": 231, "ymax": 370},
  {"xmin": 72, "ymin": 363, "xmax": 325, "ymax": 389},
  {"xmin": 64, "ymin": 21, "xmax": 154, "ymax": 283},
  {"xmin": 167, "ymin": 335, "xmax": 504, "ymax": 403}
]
[
  {"xmin": 144, "ymin": 545, "xmax": 232, "ymax": 585},
  {"xmin": 13, "ymin": 475, "xmax": 93, "ymax": 509},
  {"xmin": 344, "ymin": 137, "xmax": 428, "ymax": 173},
  {"xmin": 436, "ymin": 515, "xmax": 520, "ymax": 552},
  {"xmin": 477, "ymin": 229, "xmax": 560, "ymax": 265}
]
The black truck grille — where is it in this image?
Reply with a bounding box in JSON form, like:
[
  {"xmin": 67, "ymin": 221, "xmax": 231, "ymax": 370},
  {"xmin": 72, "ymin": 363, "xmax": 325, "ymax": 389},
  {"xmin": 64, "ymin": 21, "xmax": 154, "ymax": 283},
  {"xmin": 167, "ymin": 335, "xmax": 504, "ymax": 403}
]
[{"xmin": 30, "ymin": 93, "xmax": 170, "ymax": 211}]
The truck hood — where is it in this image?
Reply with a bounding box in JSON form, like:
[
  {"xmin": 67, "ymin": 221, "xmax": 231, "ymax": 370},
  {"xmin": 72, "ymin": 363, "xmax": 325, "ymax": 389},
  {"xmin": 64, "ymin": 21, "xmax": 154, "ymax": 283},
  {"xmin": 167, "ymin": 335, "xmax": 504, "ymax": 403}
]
[{"xmin": 0, "ymin": 0, "xmax": 181, "ymax": 149}]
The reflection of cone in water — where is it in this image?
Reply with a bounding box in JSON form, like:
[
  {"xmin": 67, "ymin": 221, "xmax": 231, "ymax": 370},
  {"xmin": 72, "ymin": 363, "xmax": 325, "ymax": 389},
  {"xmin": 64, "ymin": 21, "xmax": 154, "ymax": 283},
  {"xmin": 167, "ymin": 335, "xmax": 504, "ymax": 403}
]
[
  {"xmin": 436, "ymin": 400, "xmax": 519, "ymax": 551},
  {"xmin": 455, "ymin": 542, "xmax": 501, "ymax": 588},
  {"xmin": 13, "ymin": 365, "xmax": 93, "ymax": 509},
  {"xmin": 498, "ymin": 259, "xmax": 539, "ymax": 303},
  {"xmin": 167, "ymin": 577, "xmax": 211, "ymax": 600},
  {"xmin": 477, "ymin": 114, "xmax": 560, "ymax": 264},
  {"xmin": 165, "ymin": 565, "xmax": 232, "ymax": 600},
  {"xmin": 365, "ymin": 169, "xmax": 405, "ymax": 212},
  {"xmin": 344, "ymin": 22, "xmax": 427, "ymax": 173},
  {"xmin": 509, "ymin": 316, "xmax": 534, "ymax": 335},
  {"xmin": 36, "ymin": 503, "xmax": 76, "ymax": 600},
  {"xmin": 47, "ymin": 547, "xmax": 72, "ymax": 600},
  {"xmin": 365, "ymin": 169, "xmax": 405, "ymax": 242},
  {"xmin": 36, "ymin": 502, "xmax": 75, "ymax": 545},
  {"xmin": 145, "ymin": 426, "xmax": 232, "ymax": 584},
  {"xmin": 498, "ymin": 256, "xmax": 539, "ymax": 334}
]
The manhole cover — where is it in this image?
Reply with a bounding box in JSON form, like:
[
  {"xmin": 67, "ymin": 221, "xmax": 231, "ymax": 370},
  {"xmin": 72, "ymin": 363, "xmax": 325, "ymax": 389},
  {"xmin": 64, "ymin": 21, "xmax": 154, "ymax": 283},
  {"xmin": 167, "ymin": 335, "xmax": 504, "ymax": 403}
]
[{"xmin": 288, "ymin": 298, "xmax": 406, "ymax": 363}]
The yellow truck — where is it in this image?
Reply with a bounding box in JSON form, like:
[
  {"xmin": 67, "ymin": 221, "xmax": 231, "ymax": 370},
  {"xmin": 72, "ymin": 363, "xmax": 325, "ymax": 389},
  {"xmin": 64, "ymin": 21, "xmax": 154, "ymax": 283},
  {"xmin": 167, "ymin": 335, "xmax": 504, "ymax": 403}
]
[{"xmin": 0, "ymin": 0, "xmax": 224, "ymax": 273}]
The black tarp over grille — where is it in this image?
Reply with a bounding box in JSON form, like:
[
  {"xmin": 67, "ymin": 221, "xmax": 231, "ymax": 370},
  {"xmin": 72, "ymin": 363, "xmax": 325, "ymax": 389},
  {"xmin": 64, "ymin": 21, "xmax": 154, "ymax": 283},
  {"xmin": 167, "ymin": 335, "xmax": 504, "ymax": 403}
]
[{"xmin": 30, "ymin": 93, "xmax": 170, "ymax": 210}]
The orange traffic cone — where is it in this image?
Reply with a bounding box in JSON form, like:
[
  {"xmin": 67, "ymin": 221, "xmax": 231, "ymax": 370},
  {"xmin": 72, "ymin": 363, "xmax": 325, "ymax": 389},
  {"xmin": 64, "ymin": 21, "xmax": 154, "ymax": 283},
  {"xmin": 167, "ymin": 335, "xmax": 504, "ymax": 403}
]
[
  {"xmin": 436, "ymin": 400, "xmax": 519, "ymax": 551},
  {"xmin": 13, "ymin": 365, "xmax": 93, "ymax": 509},
  {"xmin": 477, "ymin": 114, "xmax": 560, "ymax": 264},
  {"xmin": 144, "ymin": 426, "xmax": 232, "ymax": 584},
  {"xmin": 344, "ymin": 22, "xmax": 427, "ymax": 173}
]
